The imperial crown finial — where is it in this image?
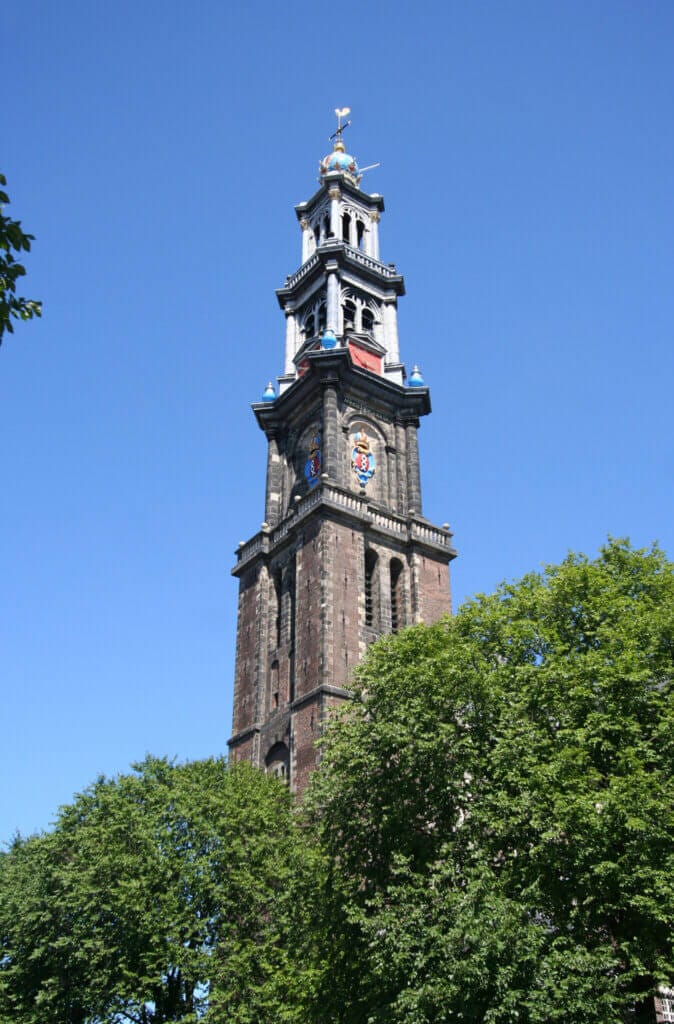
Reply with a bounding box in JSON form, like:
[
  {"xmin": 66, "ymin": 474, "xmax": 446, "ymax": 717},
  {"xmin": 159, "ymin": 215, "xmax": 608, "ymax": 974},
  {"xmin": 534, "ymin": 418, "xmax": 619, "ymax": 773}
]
[{"xmin": 320, "ymin": 106, "xmax": 361, "ymax": 185}]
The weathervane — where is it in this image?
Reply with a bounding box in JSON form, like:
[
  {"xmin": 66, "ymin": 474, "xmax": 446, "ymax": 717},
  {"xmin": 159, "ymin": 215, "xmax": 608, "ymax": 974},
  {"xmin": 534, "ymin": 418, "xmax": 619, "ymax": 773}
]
[
  {"xmin": 324, "ymin": 107, "xmax": 380, "ymax": 178},
  {"xmin": 330, "ymin": 107, "xmax": 352, "ymax": 145}
]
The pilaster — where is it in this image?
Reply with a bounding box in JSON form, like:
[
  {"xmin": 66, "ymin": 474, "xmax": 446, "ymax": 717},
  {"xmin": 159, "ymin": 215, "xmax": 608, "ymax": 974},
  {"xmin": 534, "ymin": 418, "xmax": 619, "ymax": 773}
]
[
  {"xmin": 369, "ymin": 210, "xmax": 381, "ymax": 259},
  {"xmin": 265, "ymin": 435, "xmax": 282, "ymax": 526},
  {"xmin": 404, "ymin": 419, "xmax": 423, "ymax": 514},
  {"xmin": 284, "ymin": 308, "xmax": 296, "ymax": 375},
  {"xmin": 322, "ymin": 382, "xmax": 339, "ymax": 479}
]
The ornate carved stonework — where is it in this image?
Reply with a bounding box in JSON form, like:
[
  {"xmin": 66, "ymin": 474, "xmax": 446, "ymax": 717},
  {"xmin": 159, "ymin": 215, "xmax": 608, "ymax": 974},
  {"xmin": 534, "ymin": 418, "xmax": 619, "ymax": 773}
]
[{"xmin": 350, "ymin": 430, "xmax": 376, "ymax": 487}]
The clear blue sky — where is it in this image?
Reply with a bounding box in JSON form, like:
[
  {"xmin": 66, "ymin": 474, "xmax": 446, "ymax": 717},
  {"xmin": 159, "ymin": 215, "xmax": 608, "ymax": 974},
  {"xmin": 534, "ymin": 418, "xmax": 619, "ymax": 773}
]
[{"xmin": 3, "ymin": 0, "xmax": 673, "ymax": 841}]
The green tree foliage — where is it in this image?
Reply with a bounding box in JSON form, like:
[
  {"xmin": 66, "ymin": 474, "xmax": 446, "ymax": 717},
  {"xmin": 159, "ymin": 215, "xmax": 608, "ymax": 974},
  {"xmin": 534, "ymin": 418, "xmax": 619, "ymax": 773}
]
[
  {"xmin": 2, "ymin": 542, "xmax": 672, "ymax": 1023},
  {"xmin": 0, "ymin": 758, "xmax": 315, "ymax": 1024},
  {"xmin": 307, "ymin": 540, "xmax": 674, "ymax": 1024},
  {"xmin": 0, "ymin": 174, "xmax": 41, "ymax": 344}
]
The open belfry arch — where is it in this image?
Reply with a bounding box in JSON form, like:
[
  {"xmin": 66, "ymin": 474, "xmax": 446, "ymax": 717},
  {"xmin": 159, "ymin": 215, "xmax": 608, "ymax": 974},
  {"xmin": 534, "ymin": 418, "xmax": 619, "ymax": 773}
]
[{"xmin": 228, "ymin": 111, "xmax": 457, "ymax": 793}]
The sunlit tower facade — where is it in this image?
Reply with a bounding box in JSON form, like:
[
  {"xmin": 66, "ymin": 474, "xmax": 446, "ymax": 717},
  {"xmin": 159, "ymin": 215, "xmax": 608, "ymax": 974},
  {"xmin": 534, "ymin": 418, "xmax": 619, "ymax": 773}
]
[{"xmin": 228, "ymin": 113, "xmax": 456, "ymax": 792}]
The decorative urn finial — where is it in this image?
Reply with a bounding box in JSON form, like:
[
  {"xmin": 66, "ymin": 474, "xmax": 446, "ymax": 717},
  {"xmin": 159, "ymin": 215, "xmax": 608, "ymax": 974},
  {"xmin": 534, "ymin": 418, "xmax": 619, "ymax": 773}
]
[
  {"xmin": 261, "ymin": 381, "xmax": 276, "ymax": 402},
  {"xmin": 409, "ymin": 365, "xmax": 425, "ymax": 387}
]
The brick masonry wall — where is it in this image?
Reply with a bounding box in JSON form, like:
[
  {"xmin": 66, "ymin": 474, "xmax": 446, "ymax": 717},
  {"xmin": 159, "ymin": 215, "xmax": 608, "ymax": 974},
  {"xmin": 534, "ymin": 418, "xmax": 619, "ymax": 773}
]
[
  {"xmin": 231, "ymin": 565, "xmax": 260, "ymax": 739},
  {"xmin": 417, "ymin": 552, "xmax": 452, "ymax": 623},
  {"xmin": 291, "ymin": 699, "xmax": 321, "ymax": 793},
  {"xmin": 294, "ymin": 518, "xmax": 323, "ymax": 700},
  {"xmin": 326, "ymin": 519, "xmax": 364, "ymax": 688}
]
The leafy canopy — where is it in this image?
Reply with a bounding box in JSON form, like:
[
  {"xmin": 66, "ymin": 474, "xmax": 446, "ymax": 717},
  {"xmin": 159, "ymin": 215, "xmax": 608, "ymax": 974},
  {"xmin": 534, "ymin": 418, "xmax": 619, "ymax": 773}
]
[
  {"xmin": 307, "ymin": 539, "xmax": 674, "ymax": 1024},
  {"xmin": 2, "ymin": 541, "xmax": 672, "ymax": 1024},
  {"xmin": 0, "ymin": 757, "xmax": 317, "ymax": 1024},
  {"xmin": 0, "ymin": 174, "xmax": 41, "ymax": 343}
]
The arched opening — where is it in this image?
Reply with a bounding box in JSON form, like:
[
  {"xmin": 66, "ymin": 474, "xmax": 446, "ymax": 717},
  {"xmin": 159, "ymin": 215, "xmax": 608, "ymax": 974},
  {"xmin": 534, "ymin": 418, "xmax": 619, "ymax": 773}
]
[
  {"xmin": 317, "ymin": 301, "xmax": 327, "ymax": 333},
  {"xmin": 390, "ymin": 558, "xmax": 404, "ymax": 633},
  {"xmin": 342, "ymin": 212, "xmax": 351, "ymax": 243},
  {"xmin": 273, "ymin": 570, "xmax": 283, "ymax": 648},
  {"xmin": 313, "ymin": 224, "xmax": 320, "ymax": 247},
  {"xmin": 265, "ymin": 742, "xmax": 290, "ymax": 783},
  {"xmin": 343, "ymin": 299, "xmax": 356, "ymax": 333},
  {"xmin": 361, "ymin": 307, "xmax": 374, "ymax": 335},
  {"xmin": 270, "ymin": 659, "xmax": 280, "ymax": 710},
  {"xmin": 303, "ymin": 313, "xmax": 315, "ymax": 341},
  {"xmin": 322, "ymin": 214, "xmax": 330, "ymax": 239},
  {"xmin": 287, "ymin": 559, "xmax": 296, "ymax": 702},
  {"xmin": 356, "ymin": 220, "xmax": 365, "ymax": 250},
  {"xmin": 364, "ymin": 549, "xmax": 379, "ymax": 630}
]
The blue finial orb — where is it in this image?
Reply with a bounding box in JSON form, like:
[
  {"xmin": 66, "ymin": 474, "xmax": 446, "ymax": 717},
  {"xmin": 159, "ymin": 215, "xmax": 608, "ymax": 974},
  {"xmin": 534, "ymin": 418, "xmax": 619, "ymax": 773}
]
[
  {"xmin": 320, "ymin": 142, "xmax": 361, "ymax": 185},
  {"xmin": 262, "ymin": 381, "xmax": 276, "ymax": 402},
  {"xmin": 321, "ymin": 328, "xmax": 337, "ymax": 350},
  {"xmin": 409, "ymin": 365, "xmax": 425, "ymax": 387}
]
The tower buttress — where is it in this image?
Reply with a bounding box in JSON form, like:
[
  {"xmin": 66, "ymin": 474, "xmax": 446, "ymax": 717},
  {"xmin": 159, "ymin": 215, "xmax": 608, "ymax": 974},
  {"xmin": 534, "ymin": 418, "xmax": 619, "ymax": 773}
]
[{"xmin": 228, "ymin": 114, "xmax": 456, "ymax": 793}]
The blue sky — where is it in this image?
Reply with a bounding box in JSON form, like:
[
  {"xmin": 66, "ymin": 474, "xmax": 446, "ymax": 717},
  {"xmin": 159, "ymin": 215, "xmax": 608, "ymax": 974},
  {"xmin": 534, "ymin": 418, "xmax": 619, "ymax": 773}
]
[{"xmin": 3, "ymin": 0, "xmax": 673, "ymax": 841}]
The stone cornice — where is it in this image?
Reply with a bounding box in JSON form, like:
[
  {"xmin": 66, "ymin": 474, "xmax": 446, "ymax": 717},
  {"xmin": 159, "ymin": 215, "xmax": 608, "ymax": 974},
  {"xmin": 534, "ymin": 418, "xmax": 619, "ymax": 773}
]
[
  {"xmin": 252, "ymin": 347, "xmax": 430, "ymax": 435},
  {"xmin": 277, "ymin": 240, "xmax": 405, "ymax": 307},
  {"xmin": 294, "ymin": 176, "xmax": 385, "ymax": 219},
  {"xmin": 231, "ymin": 480, "xmax": 456, "ymax": 577}
]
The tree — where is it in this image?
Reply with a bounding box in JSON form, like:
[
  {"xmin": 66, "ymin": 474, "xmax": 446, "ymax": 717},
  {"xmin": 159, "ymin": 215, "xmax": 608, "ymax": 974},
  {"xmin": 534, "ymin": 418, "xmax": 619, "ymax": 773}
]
[
  {"xmin": 0, "ymin": 174, "xmax": 41, "ymax": 343},
  {"xmin": 307, "ymin": 539, "xmax": 674, "ymax": 1024},
  {"xmin": 0, "ymin": 758, "xmax": 315, "ymax": 1024}
]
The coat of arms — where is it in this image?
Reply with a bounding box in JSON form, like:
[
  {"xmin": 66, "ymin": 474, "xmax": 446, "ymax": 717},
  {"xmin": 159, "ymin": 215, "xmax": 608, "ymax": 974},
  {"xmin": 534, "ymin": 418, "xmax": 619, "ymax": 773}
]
[
  {"xmin": 304, "ymin": 432, "xmax": 322, "ymax": 488},
  {"xmin": 351, "ymin": 430, "xmax": 375, "ymax": 487}
]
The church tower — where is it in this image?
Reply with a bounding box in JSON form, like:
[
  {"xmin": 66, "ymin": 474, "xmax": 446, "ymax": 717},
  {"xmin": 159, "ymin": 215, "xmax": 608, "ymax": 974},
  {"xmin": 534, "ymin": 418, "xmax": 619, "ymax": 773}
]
[{"xmin": 228, "ymin": 114, "xmax": 457, "ymax": 793}]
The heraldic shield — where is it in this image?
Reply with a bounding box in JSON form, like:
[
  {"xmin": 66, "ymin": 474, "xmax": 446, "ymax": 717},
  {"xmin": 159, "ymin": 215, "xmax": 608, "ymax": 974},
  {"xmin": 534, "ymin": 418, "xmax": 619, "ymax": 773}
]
[
  {"xmin": 304, "ymin": 432, "xmax": 322, "ymax": 488},
  {"xmin": 351, "ymin": 430, "xmax": 376, "ymax": 487}
]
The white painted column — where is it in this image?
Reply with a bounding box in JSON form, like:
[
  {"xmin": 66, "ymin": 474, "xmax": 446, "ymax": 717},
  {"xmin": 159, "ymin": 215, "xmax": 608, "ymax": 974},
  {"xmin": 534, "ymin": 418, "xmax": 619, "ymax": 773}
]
[
  {"xmin": 363, "ymin": 222, "xmax": 372, "ymax": 256},
  {"xmin": 284, "ymin": 308, "xmax": 296, "ymax": 374},
  {"xmin": 329, "ymin": 188, "xmax": 341, "ymax": 238},
  {"xmin": 383, "ymin": 300, "xmax": 400, "ymax": 363},
  {"xmin": 326, "ymin": 271, "xmax": 339, "ymax": 332},
  {"xmin": 349, "ymin": 217, "xmax": 357, "ymax": 248},
  {"xmin": 369, "ymin": 211, "xmax": 381, "ymax": 260},
  {"xmin": 300, "ymin": 219, "xmax": 311, "ymax": 263}
]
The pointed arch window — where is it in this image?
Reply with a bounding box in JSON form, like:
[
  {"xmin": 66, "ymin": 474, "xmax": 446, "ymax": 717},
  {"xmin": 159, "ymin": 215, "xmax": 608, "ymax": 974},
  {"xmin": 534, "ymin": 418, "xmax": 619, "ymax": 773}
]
[
  {"xmin": 265, "ymin": 742, "xmax": 290, "ymax": 783},
  {"xmin": 273, "ymin": 569, "xmax": 283, "ymax": 647},
  {"xmin": 390, "ymin": 558, "xmax": 404, "ymax": 633},
  {"xmin": 365, "ymin": 549, "xmax": 379, "ymax": 629},
  {"xmin": 356, "ymin": 220, "xmax": 366, "ymax": 250},
  {"xmin": 270, "ymin": 659, "xmax": 280, "ymax": 710},
  {"xmin": 342, "ymin": 212, "xmax": 351, "ymax": 243},
  {"xmin": 343, "ymin": 299, "xmax": 356, "ymax": 333}
]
